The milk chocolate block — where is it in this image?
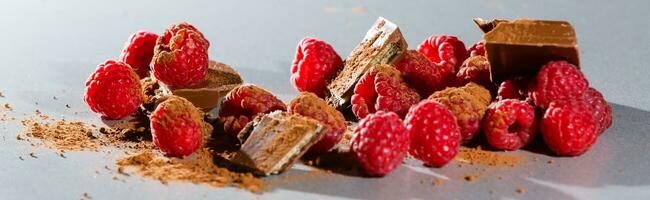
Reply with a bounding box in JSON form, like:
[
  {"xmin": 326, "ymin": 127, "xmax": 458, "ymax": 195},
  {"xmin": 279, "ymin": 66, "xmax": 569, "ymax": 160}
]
[
  {"xmin": 231, "ymin": 111, "xmax": 324, "ymax": 176},
  {"xmin": 326, "ymin": 17, "xmax": 407, "ymax": 109},
  {"xmin": 160, "ymin": 60, "xmax": 243, "ymax": 111},
  {"xmin": 478, "ymin": 18, "xmax": 580, "ymax": 82}
]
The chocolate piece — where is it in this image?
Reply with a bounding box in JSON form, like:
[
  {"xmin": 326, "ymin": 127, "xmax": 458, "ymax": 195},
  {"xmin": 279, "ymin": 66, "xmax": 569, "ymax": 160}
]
[
  {"xmin": 231, "ymin": 111, "xmax": 324, "ymax": 176},
  {"xmin": 479, "ymin": 19, "xmax": 580, "ymax": 82},
  {"xmin": 326, "ymin": 17, "xmax": 407, "ymax": 109},
  {"xmin": 473, "ymin": 18, "xmax": 509, "ymax": 33},
  {"xmin": 160, "ymin": 60, "xmax": 243, "ymax": 111}
]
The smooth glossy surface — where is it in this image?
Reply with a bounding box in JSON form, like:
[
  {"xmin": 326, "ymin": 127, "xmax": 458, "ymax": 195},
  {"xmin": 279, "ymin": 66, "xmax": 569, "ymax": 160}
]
[{"xmin": 1, "ymin": 1, "xmax": 649, "ymax": 199}]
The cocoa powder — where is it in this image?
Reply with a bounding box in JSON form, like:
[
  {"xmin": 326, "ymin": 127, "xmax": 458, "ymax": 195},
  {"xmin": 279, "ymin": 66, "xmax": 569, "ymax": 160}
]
[{"xmin": 455, "ymin": 146, "xmax": 525, "ymax": 167}]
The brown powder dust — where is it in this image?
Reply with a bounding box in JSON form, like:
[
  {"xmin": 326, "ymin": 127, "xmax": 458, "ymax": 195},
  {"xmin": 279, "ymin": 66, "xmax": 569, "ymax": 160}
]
[{"xmin": 455, "ymin": 146, "xmax": 525, "ymax": 167}]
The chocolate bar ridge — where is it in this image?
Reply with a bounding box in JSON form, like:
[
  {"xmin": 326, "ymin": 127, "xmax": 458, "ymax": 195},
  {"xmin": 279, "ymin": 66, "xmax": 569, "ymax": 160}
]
[{"xmin": 326, "ymin": 17, "xmax": 407, "ymax": 109}]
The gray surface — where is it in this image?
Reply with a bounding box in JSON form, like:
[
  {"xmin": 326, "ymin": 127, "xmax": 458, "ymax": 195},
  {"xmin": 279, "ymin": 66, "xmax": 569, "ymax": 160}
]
[{"xmin": 0, "ymin": 0, "xmax": 649, "ymax": 199}]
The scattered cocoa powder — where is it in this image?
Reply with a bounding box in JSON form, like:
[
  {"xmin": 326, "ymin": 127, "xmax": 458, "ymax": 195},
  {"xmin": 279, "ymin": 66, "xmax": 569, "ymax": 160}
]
[
  {"xmin": 433, "ymin": 179, "xmax": 444, "ymax": 187},
  {"xmin": 455, "ymin": 146, "xmax": 524, "ymax": 167},
  {"xmin": 0, "ymin": 103, "xmax": 14, "ymax": 121},
  {"xmin": 19, "ymin": 113, "xmax": 100, "ymax": 151},
  {"xmin": 0, "ymin": 91, "xmax": 4, "ymax": 97},
  {"xmin": 264, "ymin": 168, "xmax": 331, "ymax": 188},
  {"xmin": 463, "ymin": 175, "xmax": 479, "ymax": 182},
  {"xmin": 516, "ymin": 187, "xmax": 525, "ymax": 194}
]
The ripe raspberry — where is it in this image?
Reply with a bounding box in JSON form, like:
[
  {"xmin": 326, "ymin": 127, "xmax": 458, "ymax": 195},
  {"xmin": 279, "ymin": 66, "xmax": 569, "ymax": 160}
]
[
  {"xmin": 583, "ymin": 87, "xmax": 612, "ymax": 134},
  {"xmin": 162, "ymin": 22, "xmax": 210, "ymax": 49},
  {"xmin": 530, "ymin": 61, "xmax": 588, "ymax": 108},
  {"xmin": 351, "ymin": 64, "xmax": 420, "ymax": 119},
  {"xmin": 540, "ymin": 100, "xmax": 597, "ymax": 156},
  {"xmin": 84, "ymin": 59, "xmax": 143, "ymax": 120},
  {"xmin": 394, "ymin": 50, "xmax": 455, "ymax": 96},
  {"xmin": 152, "ymin": 24, "xmax": 209, "ymax": 88},
  {"xmin": 456, "ymin": 56, "xmax": 492, "ymax": 88},
  {"xmin": 417, "ymin": 34, "xmax": 467, "ymax": 70},
  {"xmin": 288, "ymin": 92, "xmax": 346, "ymax": 153},
  {"xmin": 119, "ymin": 31, "xmax": 159, "ymax": 78},
  {"xmin": 497, "ymin": 76, "xmax": 532, "ymax": 101},
  {"xmin": 351, "ymin": 111, "xmax": 409, "ymax": 176},
  {"xmin": 219, "ymin": 84, "xmax": 286, "ymax": 136},
  {"xmin": 429, "ymin": 82, "xmax": 491, "ymax": 142},
  {"xmin": 482, "ymin": 99, "xmax": 537, "ymax": 150},
  {"xmin": 405, "ymin": 100, "xmax": 461, "ymax": 167},
  {"xmin": 150, "ymin": 96, "xmax": 205, "ymax": 157},
  {"xmin": 290, "ymin": 37, "xmax": 343, "ymax": 97},
  {"xmin": 467, "ymin": 40, "xmax": 485, "ymax": 57}
]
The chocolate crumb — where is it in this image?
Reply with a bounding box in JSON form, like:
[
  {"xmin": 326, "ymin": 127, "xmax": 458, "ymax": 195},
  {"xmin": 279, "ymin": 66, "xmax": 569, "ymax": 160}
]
[
  {"xmin": 53, "ymin": 96, "xmax": 57, "ymax": 100},
  {"xmin": 464, "ymin": 175, "xmax": 478, "ymax": 182},
  {"xmin": 433, "ymin": 179, "xmax": 444, "ymax": 187},
  {"xmin": 547, "ymin": 160, "xmax": 555, "ymax": 164},
  {"xmin": 81, "ymin": 192, "xmax": 91, "ymax": 200},
  {"xmin": 516, "ymin": 187, "xmax": 525, "ymax": 194},
  {"xmin": 0, "ymin": 91, "xmax": 4, "ymax": 97},
  {"xmin": 18, "ymin": 156, "xmax": 24, "ymax": 160},
  {"xmin": 29, "ymin": 152, "xmax": 37, "ymax": 158},
  {"xmin": 66, "ymin": 104, "xmax": 71, "ymax": 108}
]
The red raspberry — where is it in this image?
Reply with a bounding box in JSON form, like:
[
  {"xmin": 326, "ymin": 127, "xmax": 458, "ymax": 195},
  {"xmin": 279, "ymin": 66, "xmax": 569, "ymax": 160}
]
[
  {"xmin": 150, "ymin": 96, "xmax": 205, "ymax": 157},
  {"xmin": 351, "ymin": 111, "xmax": 409, "ymax": 176},
  {"xmin": 288, "ymin": 92, "xmax": 346, "ymax": 153},
  {"xmin": 162, "ymin": 22, "xmax": 210, "ymax": 49},
  {"xmin": 497, "ymin": 76, "xmax": 532, "ymax": 101},
  {"xmin": 219, "ymin": 84, "xmax": 286, "ymax": 136},
  {"xmin": 119, "ymin": 31, "xmax": 159, "ymax": 78},
  {"xmin": 429, "ymin": 83, "xmax": 491, "ymax": 142},
  {"xmin": 152, "ymin": 24, "xmax": 209, "ymax": 88},
  {"xmin": 456, "ymin": 55, "xmax": 492, "ymax": 88},
  {"xmin": 394, "ymin": 50, "xmax": 455, "ymax": 96},
  {"xmin": 583, "ymin": 87, "xmax": 612, "ymax": 134},
  {"xmin": 84, "ymin": 59, "xmax": 143, "ymax": 120},
  {"xmin": 482, "ymin": 99, "xmax": 537, "ymax": 150},
  {"xmin": 290, "ymin": 37, "xmax": 343, "ymax": 97},
  {"xmin": 405, "ymin": 100, "xmax": 461, "ymax": 167},
  {"xmin": 351, "ymin": 64, "xmax": 420, "ymax": 119},
  {"xmin": 417, "ymin": 34, "xmax": 467, "ymax": 71},
  {"xmin": 530, "ymin": 61, "xmax": 588, "ymax": 108},
  {"xmin": 540, "ymin": 100, "xmax": 597, "ymax": 156},
  {"xmin": 467, "ymin": 40, "xmax": 485, "ymax": 57}
]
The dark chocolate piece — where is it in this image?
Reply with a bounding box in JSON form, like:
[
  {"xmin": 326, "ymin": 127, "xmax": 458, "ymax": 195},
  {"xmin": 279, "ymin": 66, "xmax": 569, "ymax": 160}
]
[
  {"xmin": 231, "ymin": 111, "xmax": 324, "ymax": 176},
  {"xmin": 479, "ymin": 18, "xmax": 580, "ymax": 82},
  {"xmin": 326, "ymin": 17, "xmax": 407, "ymax": 110},
  {"xmin": 473, "ymin": 18, "xmax": 509, "ymax": 33}
]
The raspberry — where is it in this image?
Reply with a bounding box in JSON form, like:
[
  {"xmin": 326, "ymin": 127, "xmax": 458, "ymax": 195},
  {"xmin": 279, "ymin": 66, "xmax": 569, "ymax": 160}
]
[
  {"xmin": 394, "ymin": 50, "xmax": 455, "ymax": 96},
  {"xmin": 497, "ymin": 76, "xmax": 532, "ymax": 101},
  {"xmin": 429, "ymin": 82, "xmax": 491, "ymax": 142},
  {"xmin": 152, "ymin": 23, "xmax": 209, "ymax": 88},
  {"xmin": 119, "ymin": 31, "xmax": 159, "ymax": 78},
  {"xmin": 290, "ymin": 37, "xmax": 343, "ymax": 97},
  {"xmin": 288, "ymin": 92, "xmax": 346, "ymax": 153},
  {"xmin": 417, "ymin": 34, "xmax": 467, "ymax": 70},
  {"xmin": 162, "ymin": 22, "xmax": 210, "ymax": 49},
  {"xmin": 456, "ymin": 56, "xmax": 492, "ymax": 88},
  {"xmin": 350, "ymin": 111, "xmax": 409, "ymax": 176},
  {"xmin": 583, "ymin": 87, "xmax": 612, "ymax": 134},
  {"xmin": 150, "ymin": 96, "xmax": 205, "ymax": 157},
  {"xmin": 219, "ymin": 84, "xmax": 286, "ymax": 136},
  {"xmin": 530, "ymin": 61, "xmax": 588, "ymax": 108},
  {"xmin": 540, "ymin": 100, "xmax": 597, "ymax": 156},
  {"xmin": 351, "ymin": 64, "xmax": 420, "ymax": 119},
  {"xmin": 84, "ymin": 59, "xmax": 143, "ymax": 120},
  {"xmin": 482, "ymin": 99, "xmax": 537, "ymax": 150},
  {"xmin": 405, "ymin": 100, "xmax": 461, "ymax": 167},
  {"xmin": 467, "ymin": 40, "xmax": 485, "ymax": 57}
]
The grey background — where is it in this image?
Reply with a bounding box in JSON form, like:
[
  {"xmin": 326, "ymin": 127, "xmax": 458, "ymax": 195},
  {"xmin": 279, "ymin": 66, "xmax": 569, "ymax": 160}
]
[{"xmin": 0, "ymin": 0, "xmax": 649, "ymax": 199}]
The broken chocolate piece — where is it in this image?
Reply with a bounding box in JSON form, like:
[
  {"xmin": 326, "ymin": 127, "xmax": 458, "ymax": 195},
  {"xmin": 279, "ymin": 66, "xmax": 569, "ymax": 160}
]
[
  {"xmin": 231, "ymin": 111, "xmax": 324, "ymax": 176},
  {"xmin": 479, "ymin": 18, "xmax": 580, "ymax": 82},
  {"xmin": 159, "ymin": 60, "xmax": 243, "ymax": 111},
  {"xmin": 473, "ymin": 18, "xmax": 509, "ymax": 33},
  {"xmin": 326, "ymin": 17, "xmax": 408, "ymax": 110}
]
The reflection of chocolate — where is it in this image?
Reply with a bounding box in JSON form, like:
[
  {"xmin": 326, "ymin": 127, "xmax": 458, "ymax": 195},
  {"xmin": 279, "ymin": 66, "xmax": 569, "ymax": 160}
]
[
  {"xmin": 160, "ymin": 60, "xmax": 243, "ymax": 111},
  {"xmin": 477, "ymin": 18, "xmax": 580, "ymax": 82},
  {"xmin": 231, "ymin": 111, "xmax": 324, "ymax": 176},
  {"xmin": 326, "ymin": 17, "xmax": 408, "ymax": 110}
]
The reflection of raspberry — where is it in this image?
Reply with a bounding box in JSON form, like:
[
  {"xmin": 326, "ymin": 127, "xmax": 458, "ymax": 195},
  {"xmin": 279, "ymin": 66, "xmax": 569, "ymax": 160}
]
[
  {"xmin": 583, "ymin": 87, "xmax": 612, "ymax": 134},
  {"xmin": 497, "ymin": 76, "xmax": 532, "ymax": 101},
  {"xmin": 405, "ymin": 100, "xmax": 461, "ymax": 167},
  {"xmin": 530, "ymin": 61, "xmax": 588, "ymax": 108},
  {"xmin": 351, "ymin": 64, "xmax": 420, "ymax": 119},
  {"xmin": 219, "ymin": 84, "xmax": 286, "ymax": 136},
  {"xmin": 467, "ymin": 40, "xmax": 485, "ymax": 57},
  {"xmin": 541, "ymin": 100, "xmax": 597, "ymax": 156},
  {"xmin": 119, "ymin": 31, "xmax": 159, "ymax": 78},
  {"xmin": 417, "ymin": 34, "xmax": 467, "ymax": 70},
  {"xmin": 289, "ymin": 92, "xmax": 346, "ymax": 153},
  {"xmin": 394, "ymin": 50, "xmax": 455, "ymax": 96},
  {"xmin": 483, "ymin": 99, "xmax": 537, "ymax": 150},
  {"xmin": 151, "ymin": 96, "xmax": 206, "ymax": 157},
  {"xmin": 290, "ymin": 37, "xmax": 342, "ymax": 97},
  {"xmin": 152, "ymin": 24, "xmax": 209, "ymax": 88},
  {"xmin": 456, "ymin": 56, "xmax": 492, "ymax": 88},
  {"xmin": 351, "ymin": 111, "xmax": 409, "ymax": 176},
  {"xmin": 84, "ymin": 59, "xmax": 143, "ymax": 120},
  {"xmin": 429, "ymin": 82, "xmax": 491, "ymax": 142}
]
